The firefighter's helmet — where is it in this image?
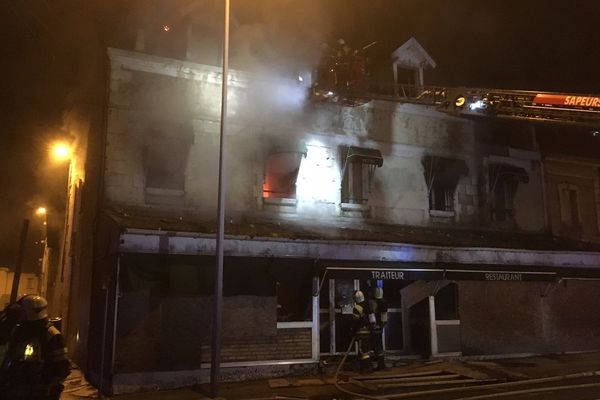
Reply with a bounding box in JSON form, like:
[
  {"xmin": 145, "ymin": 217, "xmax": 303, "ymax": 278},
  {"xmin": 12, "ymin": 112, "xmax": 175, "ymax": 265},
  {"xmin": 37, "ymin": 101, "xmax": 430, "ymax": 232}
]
[
  {"xmin": 17, "ymin": 295, "xmax": 48, "ymax": 322},
  {"xmin": 353, "ymin": 290, "xmax": 365, "ymax": 304}
]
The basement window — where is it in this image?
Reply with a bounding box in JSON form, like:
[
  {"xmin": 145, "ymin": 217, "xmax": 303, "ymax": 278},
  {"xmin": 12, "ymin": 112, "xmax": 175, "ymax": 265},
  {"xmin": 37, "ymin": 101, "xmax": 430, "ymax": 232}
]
[
  {"xmin": 143, "ymin": 124, "xmax": 193, "ymax": 192},
  {"xmin": 263, "ymin": 144, "xmax": 306, "ymax": 200},
  {"xmin": 340, "ymin": 146, "xmax": 383, "ymax": 204},
  {"xmin": 423, "ymin": 156, "xmax": 468, "ymax": 212},
  {"xmin": 489, "ymin": 164, "xmax": 529, "ymax": 222}
]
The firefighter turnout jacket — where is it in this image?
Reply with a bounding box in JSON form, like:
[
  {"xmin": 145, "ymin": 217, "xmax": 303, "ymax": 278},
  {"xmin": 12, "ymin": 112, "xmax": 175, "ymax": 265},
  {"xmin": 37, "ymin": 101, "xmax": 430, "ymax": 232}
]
[{"xmin": 0, "ymin": 319, "xmax": 70, "ymax": 399}]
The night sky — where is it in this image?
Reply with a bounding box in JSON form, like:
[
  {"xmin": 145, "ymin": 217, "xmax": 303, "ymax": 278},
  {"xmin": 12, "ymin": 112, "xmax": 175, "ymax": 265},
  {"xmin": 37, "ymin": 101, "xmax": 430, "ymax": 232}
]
[{"xmin": 1, "ymin": 1, "xmax": 599, "ymax": 268}]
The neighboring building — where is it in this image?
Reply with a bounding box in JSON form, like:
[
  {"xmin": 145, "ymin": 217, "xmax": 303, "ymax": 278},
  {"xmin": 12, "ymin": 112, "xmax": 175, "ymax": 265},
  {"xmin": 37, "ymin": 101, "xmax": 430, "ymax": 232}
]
[
  {"xmin": 51, "ymin": 11, "xmax": 600, "ymax": 395},
  {"xmin": 0, "ymin": 267, "xmax": 41, "ymax": 307},
  {"xmin": 543, "ymin": 154, "xmax": 600, "ymax": 242}
]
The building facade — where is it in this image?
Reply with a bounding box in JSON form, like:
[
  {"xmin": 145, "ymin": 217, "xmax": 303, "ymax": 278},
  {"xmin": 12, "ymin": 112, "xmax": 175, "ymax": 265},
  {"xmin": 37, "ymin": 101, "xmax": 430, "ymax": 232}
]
[
  {"xmin": 42, "ymin": 10, "xmax": 600, "ymax": 392},
  {"xmin": 51, "ymin": 45, "xmax": 600, "ymax": 394}
]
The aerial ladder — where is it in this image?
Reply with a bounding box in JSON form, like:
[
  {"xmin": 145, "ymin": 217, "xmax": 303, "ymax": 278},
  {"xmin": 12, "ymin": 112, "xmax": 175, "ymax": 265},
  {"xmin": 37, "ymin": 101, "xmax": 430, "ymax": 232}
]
[
  {"xmin": 395, "ymin": 86, "xmax": 600, "ymax": 127},
  {"xmin": 310, "ymin": 62, "xmax": 600, "ymax": 127}
]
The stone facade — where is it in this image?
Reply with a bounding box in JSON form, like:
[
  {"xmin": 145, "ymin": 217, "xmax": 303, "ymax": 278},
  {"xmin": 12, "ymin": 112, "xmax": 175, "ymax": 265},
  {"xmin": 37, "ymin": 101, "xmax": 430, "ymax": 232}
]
[
  {"xmin": 72, "ymin": 46, "xmax": 600, "ymax": 394},
  {"xmin": 105, "ymin": 48, "xmax": 545, "ymax": 232}
]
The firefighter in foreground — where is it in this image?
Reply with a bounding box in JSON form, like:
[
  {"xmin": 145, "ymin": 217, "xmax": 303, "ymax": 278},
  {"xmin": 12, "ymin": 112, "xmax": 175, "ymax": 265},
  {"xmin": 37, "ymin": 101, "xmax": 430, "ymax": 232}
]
[{"xmin": 0, "ymin": 295, "xmax": 70, "ymax": 399}]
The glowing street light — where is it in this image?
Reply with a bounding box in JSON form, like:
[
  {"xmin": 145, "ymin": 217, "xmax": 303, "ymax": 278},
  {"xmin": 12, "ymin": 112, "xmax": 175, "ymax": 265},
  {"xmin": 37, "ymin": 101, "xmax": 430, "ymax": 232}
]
[
  {"xmin": 50, "ymin": 142, "xmax": 73, "ymax": 162},
  {"xmin": 35, "ymin": 207, "xmax": 47, "ymax": 217}
]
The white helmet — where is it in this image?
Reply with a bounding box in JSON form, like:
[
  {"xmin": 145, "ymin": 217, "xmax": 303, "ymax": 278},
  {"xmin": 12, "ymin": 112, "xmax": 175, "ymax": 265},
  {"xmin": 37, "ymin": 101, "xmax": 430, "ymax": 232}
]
[
  {"xmin": 17, "ymin": 295, "xmax": 48, "ymax": 322},
  {"xmin": 353, "ymin": 290, "xmax": 365, "ymax": 304}
]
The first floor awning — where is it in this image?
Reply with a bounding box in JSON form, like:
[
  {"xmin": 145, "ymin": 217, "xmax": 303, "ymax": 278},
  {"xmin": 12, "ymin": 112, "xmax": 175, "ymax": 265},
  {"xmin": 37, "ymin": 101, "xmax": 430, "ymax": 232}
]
[{"xmin": 319, "ymin": 260, "xmax": 600, "ymax": 282}]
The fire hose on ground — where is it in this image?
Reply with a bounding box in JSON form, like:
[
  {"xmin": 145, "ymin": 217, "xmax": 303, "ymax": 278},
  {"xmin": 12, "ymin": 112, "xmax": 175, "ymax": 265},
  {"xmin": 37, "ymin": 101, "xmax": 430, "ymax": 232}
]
[
  {"xmin": 333, "ymin": 336, "xmax": 384, "ymax": 400},
  {"xmin": 333, "ymin": 339, "xmax": 600, "ymax": 400}
]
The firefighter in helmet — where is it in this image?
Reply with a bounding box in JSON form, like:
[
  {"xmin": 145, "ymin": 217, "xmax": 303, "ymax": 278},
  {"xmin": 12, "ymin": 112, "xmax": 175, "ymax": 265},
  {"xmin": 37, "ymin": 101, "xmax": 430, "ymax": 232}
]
[
  {"xmin": 0, "ymin": 295, "xmax": 70, "ymax": 399},
  {"xmin": 368, "ymin": 285, "xmax": 389, "ymax": 371},
  {"xmin": 352, "ymin": 290, "xmax": 375, "ymax": 372}
]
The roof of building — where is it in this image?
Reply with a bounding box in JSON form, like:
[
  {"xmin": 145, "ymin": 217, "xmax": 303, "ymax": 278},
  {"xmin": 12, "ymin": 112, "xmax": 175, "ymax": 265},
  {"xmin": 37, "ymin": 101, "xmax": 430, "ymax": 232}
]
[{"xmin": 105, "ymin": 207, "xmax": 600, "ymax": 253}]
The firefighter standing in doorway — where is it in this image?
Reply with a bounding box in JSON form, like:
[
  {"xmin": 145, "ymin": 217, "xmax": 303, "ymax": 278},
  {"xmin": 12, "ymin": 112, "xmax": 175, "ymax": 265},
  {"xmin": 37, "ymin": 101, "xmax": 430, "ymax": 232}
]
[
  {"xmin": 368, "ymin": 285, "xmax": 389, "ymax": 371},
  {"xmin": 352, "ymin": 290, "xmax": 375, "ymax": 372},
  {"xmin": 0, "ymin": 295, "xmax": 70, "ymax": 400}
]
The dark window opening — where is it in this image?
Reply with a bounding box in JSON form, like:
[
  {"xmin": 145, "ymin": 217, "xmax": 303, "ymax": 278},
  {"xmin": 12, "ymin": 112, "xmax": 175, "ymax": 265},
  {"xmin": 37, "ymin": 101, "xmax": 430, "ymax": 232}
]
[
  {"xmin": 143, "ymin": 124, "xmax": 193, "ymax": 191},
  {"xmin": 276, "ymin": 280, "xmax": 312, "ymax": 322},
  {"xmin": 434, "ymin": 283, "xmax": 459, "ymax": 320},
  {"xmin": 568, "ymin": 189, "xmax": 580, "ymax": 227},
  {"xmin": 423, "ymin": 156, "xmax": 468, "ymax": 212},
  {"xmin": 489, "ymin": 164, "xmax": 529, "ymax": 222},
  {"xmin": 430, "ymin": 183, "xmax": 455, "ymax": 211},
  {"xmin": 271, "ymin": 261, "xmax": 313, "ymax": 322},
  {"xmin": 340, "ymin": 146, "xmax": 383, "ymax": 204},
  {"xmin": 560, "ymin": 186, "xmax": 581, "ymax": 230}
]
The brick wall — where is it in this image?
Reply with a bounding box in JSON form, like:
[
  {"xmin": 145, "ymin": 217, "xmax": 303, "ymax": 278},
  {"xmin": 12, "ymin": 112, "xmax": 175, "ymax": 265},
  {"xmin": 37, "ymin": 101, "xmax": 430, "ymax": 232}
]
[
  {"xmin": 458, "ymin": 281, "xmax": 546, "ymax": 355},
  {"xmin": 458, "ymin": 280, "xmax": 600, "ymax": 355},
  {"xmin": 201, "ymin": 328, "xmax": 312, "ymax": 363},
  {"xmin": 114, "ymin": 291, "xmax": 311, "ymax": 373}
]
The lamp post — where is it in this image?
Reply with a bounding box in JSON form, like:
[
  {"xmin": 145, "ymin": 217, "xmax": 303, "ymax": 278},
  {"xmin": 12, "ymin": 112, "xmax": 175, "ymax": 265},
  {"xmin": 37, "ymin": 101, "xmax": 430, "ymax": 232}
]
[
  {"xmin": 210, "ymin": 0, "xmax": 230, "ymax": 397},
  {"xmin": 9, "ymin": 219, "xmax": 30, "ymax": 303},
  {"xmin": 9, "ymin": 204, "xmax": 50, "ymax": 303},
  {"xmin": 35, "ymin": 207, "xmax": 49, "ymax": 297}
]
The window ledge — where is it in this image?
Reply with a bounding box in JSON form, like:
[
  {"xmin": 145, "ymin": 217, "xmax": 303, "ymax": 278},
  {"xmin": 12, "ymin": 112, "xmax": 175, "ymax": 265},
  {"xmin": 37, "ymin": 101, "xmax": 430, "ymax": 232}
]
[
  {"xmin": 263, "ymin": 197, "xmax": 297, "ymax": 207},
  {"xmin": 429, "ymin": 209, "xmax": 455, "ymax": 218},
  {"xmin": 145, "ymin": 187, "xmax": 185, "ymax": 197},
  {"xmin": 277, "ymin": 321, "xmax": 313, "ymax": 329},
  {"xmin": 341, "ymin": 202, "xmax": 369, "ymax": 212}
]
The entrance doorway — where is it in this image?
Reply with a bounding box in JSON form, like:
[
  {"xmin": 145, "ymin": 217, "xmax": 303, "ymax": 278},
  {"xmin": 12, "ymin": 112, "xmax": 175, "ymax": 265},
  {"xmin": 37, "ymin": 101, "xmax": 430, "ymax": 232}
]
[{"xmin": 319, "ymin": 278, "xmax": 404, "ymax": 355}]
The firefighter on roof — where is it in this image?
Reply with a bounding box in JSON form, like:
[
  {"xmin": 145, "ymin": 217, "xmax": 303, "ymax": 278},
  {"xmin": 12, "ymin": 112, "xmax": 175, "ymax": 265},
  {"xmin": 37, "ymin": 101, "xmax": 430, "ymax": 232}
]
[{"xmin": 0, "ymin": 295, "xmax": 70, "ymax": 400}]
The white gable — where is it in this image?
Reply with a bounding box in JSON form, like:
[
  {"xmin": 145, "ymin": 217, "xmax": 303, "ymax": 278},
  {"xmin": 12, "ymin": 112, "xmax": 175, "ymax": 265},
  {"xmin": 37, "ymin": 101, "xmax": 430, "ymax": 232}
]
[{"xmin": 391, "ymin": 37, "xmax": 436, "ymax": 70}]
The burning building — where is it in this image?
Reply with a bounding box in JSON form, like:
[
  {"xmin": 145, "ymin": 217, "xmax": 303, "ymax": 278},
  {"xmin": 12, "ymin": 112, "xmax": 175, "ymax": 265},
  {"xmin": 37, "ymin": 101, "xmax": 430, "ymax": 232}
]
[{"xmin": 52, "ymin": 6, "xmax": 600, "ymax": 395}]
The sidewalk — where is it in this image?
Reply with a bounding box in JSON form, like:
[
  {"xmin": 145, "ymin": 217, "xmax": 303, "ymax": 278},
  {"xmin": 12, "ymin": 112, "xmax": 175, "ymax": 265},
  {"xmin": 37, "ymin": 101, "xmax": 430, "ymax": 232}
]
[{"xmin": 61, "ymin": 351, "xmax": 600, "ymax": 399}]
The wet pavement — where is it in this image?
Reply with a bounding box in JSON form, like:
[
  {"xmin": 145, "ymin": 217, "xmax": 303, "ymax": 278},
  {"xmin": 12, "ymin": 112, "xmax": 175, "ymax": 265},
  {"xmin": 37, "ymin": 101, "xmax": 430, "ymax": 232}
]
[{"xmin": 60, "ymin": 351, "xmax": 600, "ymax": 399}]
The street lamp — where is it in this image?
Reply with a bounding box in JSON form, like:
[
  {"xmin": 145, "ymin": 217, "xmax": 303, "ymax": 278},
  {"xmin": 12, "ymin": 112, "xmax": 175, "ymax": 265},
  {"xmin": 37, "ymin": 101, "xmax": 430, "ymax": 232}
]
[{"xmin": 50, "ymin": 141, "xmax": 73, "ymax": 162}]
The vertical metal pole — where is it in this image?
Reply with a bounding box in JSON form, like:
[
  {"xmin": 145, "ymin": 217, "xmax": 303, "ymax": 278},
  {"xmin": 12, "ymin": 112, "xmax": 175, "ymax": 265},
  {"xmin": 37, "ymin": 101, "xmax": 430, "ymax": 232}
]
[
  {"xmin": 328, "ymin": 279, "xmax": 335, "ymax": 354},
  {"xmin": 10, "ymin": 219, "xmax": 30, "ymax": 303},
  {"xmin": 311, "ymin": 276, "xmax": 320, "ymax": 361},
  {"xmin": 428, "ymin": 296, "xmax": 438, "ymax": 356},
  {"xmin": 210, "ymin": 0, "xmax": 229, "ymax": 396}
]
